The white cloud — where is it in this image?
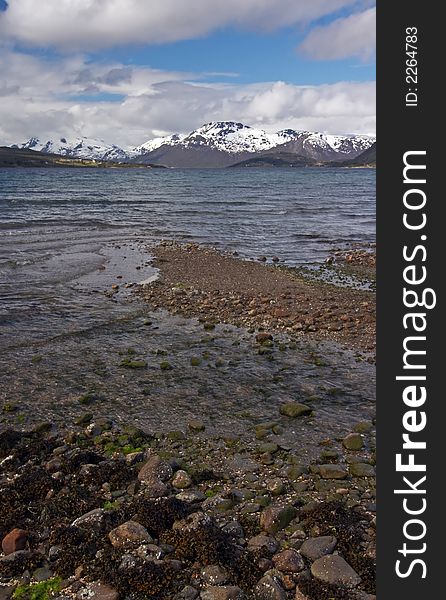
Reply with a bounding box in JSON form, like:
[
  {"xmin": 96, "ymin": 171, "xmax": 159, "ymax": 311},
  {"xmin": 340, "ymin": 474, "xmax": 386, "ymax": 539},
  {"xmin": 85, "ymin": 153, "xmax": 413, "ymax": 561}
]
[
  {"xmin": 0, "ymin": 0, "xmax": 359, "ymax": 50},
  {"xmin": 0, "ymin": 51, "xmax": 375, "ymax": 146},
  {"xmin": 298, "ymin": 8, "xmax": 376, "ymax": 61}
]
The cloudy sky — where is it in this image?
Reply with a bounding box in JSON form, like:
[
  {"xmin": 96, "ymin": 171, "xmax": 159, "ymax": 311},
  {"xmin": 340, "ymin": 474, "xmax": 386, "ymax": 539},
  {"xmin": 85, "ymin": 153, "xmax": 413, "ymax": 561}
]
[{"xmin": 0, "ymin": 0, "xmax": 376, "ymax": 147}]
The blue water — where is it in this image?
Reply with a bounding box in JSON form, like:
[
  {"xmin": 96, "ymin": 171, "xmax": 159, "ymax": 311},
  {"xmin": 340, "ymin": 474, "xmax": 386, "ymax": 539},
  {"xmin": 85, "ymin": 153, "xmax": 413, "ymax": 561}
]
[{"xmin": 0, "ymin": 167, "xmax": 375, "ymax": 347}]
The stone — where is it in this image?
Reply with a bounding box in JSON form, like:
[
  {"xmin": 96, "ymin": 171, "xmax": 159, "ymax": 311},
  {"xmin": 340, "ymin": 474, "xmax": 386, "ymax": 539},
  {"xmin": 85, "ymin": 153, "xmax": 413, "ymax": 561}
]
[
  {"xmin": 299, "ymin": 536, "xmax": 337, "ymax": 561},
  {"xmin": 108, "ymin": 521, "xmax": 152, "ymax": 549},
  {"xmin": 173, "ymin": 511, "xmax": 212, "ymax": 532},
  {"xmin": 172, "ymin": 470, "xmax": 193, "ymax": 489},
  {"xmin": 260, "ymin": 505, "xmax": 297, "ymax": 534},
  {"xmin": 200, "ymin": 586, "xmax": 245, "ymax": 600},
  {"xmin": 311, "ymin": 555, "xmax": 361, "ymax": 587},
  {"xmin": 247, "ymin": 535, "xmax": 279, "ymax": 555},
  {"xmin": 256, "ymin": 332, "xmax": 273, "ymax": 344},
  {"xmin": 175, "ymin": 586, "xmax": 199, "ymax": 600},
  {"xmin": 318, "ymin": 464, "xmax": 348, "ymax": 480},
  {"xmin": 253, "ymin": 575, "xmax": 287, "ymax": 600},
  {"xmin": 279, "ymin": 403, "xmax": 312, "ymax": 418},
  {"xmin": 272, "ymin": 549, "xmax": 305, "ymax": 573},
  {"xmin": 222, "ymin": 521, "xmax": 245, "ymax": 539},
  {"xmin": 138, "ymin": 455, "xmax": 173, "ymax": 482},
  {"xmin": 266, "ymin": 478, "xmax": 285, "ymax": 496},
  {"xmin": 349, "ymin": 463, "xmax": 375, "ymax": 477},
  {"xmin": 144, "ymin": 479, "xmax": 169, "ymax": 498},
  {"xmin": 201, "ymin": 565, "xmax": 229, "ymax": 585},
  {"xmin": 77, "ymin": 583, "xmax": 119, "ymax": 600},
  {"xmin": 72, "ymin": 508, "xmax": 107, "ymax": 528},
  {"xmin": 175, "ymin": 490, "xmax": 206, "ymax": 503},
  {"xmin": 342, "ymin": 433, "xmax": 364, "ymax": 451},
  {"xmin": 1, "ymin": 528, "xmax": 28, "ymax": 555},
  {"xmin": 188, "ymin": 419, "xmax": 205, "ymax": 432}
]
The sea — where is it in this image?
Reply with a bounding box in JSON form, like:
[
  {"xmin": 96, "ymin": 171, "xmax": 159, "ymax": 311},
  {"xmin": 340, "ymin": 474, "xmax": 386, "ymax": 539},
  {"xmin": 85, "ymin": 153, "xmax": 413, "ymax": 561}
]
[{"xmin": 0, "ymin": 167, "xmax": 376, "ymax": 448}]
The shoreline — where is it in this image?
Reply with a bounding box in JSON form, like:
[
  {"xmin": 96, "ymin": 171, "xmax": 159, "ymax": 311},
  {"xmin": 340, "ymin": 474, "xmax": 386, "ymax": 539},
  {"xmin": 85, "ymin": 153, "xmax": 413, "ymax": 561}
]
[{"xmin": 138, "ymin": 242, "xmax": 376, "ymax": 359}]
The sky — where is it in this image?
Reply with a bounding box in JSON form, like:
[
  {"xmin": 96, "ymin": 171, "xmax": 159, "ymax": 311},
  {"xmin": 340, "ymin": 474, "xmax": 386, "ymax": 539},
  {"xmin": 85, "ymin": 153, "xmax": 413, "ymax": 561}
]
[{"xmin": 0, "ymin": 0, "xmax": 376, "ymax": 147}]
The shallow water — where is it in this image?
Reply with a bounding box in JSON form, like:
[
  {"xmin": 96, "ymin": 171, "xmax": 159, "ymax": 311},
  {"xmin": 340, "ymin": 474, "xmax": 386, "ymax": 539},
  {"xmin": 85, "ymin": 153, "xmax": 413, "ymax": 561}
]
[{"xmin": 0, "ymin": 167, "xmax": 375, "ymax": 452}]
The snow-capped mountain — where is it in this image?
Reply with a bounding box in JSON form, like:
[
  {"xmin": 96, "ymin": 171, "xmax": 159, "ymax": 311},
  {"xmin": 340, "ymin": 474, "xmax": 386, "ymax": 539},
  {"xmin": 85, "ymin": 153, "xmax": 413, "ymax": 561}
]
[
  {"xmin": 13, "ymin": 136, "xmax": 129, "ymax": 162},
  {"xmin": 12, "ymin": 122, "xmax": 375, "ymax": 167}
]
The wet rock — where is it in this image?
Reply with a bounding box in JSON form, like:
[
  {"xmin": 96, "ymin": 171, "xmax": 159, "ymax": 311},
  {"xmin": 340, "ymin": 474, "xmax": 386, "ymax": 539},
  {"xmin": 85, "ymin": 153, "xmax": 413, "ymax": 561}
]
[
  {"xmin": 354, "ymin": 421, "xmax": 374, "ymax": 434},
  {"xmin": 222, "ymin": 521, "xmax": 244, "ymax": 539},
  {"xmin": 71, "ymin": 508, "xmax": 107, "ymax": 528},
  {"xmin": 108, "ymin": 520, "xmax": 152, "ymax": 549},
  {"xmin": 172, "ymin": 470, "xmax": 192, "ymax": 489},
  {"xmin": 342, "ymin": 433, "xmax": 364, "ymax": 451},
  {"xmin": 279, "ymin": 403, "xmax": 312, "ymax": 418},
  {"xmin": 299, "ymin": 536, "xmax": 337, "ymax": 561},
  {"xmin": 200, "ymin": 587, "xmax": 245, "ymax": 600},
  {"xmin": 247, "ymin": 535, "xmax": 279, "ymax": 555},
  {"xmin": 138, "ymin": 455, "xmax": 173, "ymax": 482},
  {"xmin": 260, "ymin": 505, "xmax": 297, "ymax": 534},
  {"xmin": 188, "ymin": 419, "xmax": 205, "ymax": 432},
  {"xmin": 272, "ymin": 549, "xmax": 305, "ymax": 573},
  {"xmin": 253, "ymin": 574, "xmax": 287, "ymax": 600},
  {"xmin": 311, "ymin": 555, "xmax": 361, "ymax": 587},
  {"xmin": 1, "ymin": 528, "xmax": 28, "ymax": 555},
  {"xmin": 201, "ymin": 565, "xmax": 229, "ymax": 585},
  {"xmin": 77, "ymin": 583, "xmax": 119, "ymax": 600},
  {"xmin": 349, "ymin": 463, "xmax": 375, "ymax": 477},
  {"xmin": 318, "ymin": 464, "xmax": 348, "ymax": 480},
  {"xmin": 266, "ymin": 478, "xmax": 285, "ymax": 496}
]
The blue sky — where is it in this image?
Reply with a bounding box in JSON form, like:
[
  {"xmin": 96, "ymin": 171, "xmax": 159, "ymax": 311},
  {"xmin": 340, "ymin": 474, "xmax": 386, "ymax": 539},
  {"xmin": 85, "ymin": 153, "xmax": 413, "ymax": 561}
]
[{"xmin": 0, "ymin": 1, "xmax": 376, "ymax": 145}]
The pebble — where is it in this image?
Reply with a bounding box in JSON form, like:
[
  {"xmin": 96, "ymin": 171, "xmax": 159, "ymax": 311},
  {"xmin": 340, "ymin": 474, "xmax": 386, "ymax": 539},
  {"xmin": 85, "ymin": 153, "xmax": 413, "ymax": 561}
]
[
  {"xmin": 310, "ymin": 555, "xmax": 361, "ymax": 587},
  {"xmin": 299, "ymin": 536, "xmax": 337, "ymax": 561},
  {"xmin": 71, "ymin": 508, "xmax": 107, "ymax": 528},
  {"xmin": 1, "ymin": 529, "xmax": 28, "ymax": 555},
  {"xmin": 247, "ymin": 535, "xmax": 279, "ymax": 555},
  {"xmin": 77, "ymin": 583, "xmax": 119, "ymax": 600},
  {"xmin": 201, "ymin": 565, "xmax": 229, "ymax": 585},
  {"xmin": 200, "ymin": 586, "xmax": 245, "ymax": 600},
  {"xmin": 138, "ymin": 455, "xmax": 173, "ymax": 482},
  {"xmin": 342, "ymin": 433, "xmax": 364, "ymax": 451},
  {"xmin": 349, "ymin": 463, "xmax": 375, "ymax": 477}
]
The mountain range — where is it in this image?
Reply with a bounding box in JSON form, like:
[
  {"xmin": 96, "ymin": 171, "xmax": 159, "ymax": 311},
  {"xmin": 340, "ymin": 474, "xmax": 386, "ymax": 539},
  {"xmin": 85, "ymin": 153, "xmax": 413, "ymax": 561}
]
[{"xmin": 10, "ymin": 121, "xmax": 375, "ymax": 168}]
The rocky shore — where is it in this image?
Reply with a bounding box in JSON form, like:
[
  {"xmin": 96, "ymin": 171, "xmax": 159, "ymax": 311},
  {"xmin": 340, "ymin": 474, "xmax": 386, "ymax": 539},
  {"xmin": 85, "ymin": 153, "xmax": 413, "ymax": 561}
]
[
  {"xmin": 138, "ymin": 243, "xmax": 375, "ymax": 358},
  {"xmin": 1, "ymin": 415, "xmax": 375, "ymax": 600}
]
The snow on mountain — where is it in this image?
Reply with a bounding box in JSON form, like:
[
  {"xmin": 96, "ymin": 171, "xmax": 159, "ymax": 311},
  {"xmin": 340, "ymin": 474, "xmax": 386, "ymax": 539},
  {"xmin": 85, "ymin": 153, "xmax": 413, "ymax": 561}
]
[
  {"xmin": 12, "ymin": 123, "xmax": 375, "ymax": 164},
  {"xmin": 14, "ymin": 136, "xmax": 128, "ymax": 161}
]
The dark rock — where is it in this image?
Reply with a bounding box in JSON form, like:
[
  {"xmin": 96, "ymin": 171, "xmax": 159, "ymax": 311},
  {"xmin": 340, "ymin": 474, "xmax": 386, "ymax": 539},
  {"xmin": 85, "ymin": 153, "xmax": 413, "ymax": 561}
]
[
  {"xmin": 342, "ymin": 433, "xmax": 364, "ymax": 451},
  {"xmin": 247, "ymin": 535, "xmax": 279, "ymax": 555},
  {"xmin": 260, "ymin": 505, "xmax": 297, "ymax": 534},
  {"xmin": 200, "ymin": 587, "xmax": 245, "ymax": 600},
  {"xmin": 138, "ymin": 455, "xmax": 173, "ymax": 482},
  {"xmin": 201, "ymin": 565, "xmax": 229, "ymax": 585},
  {"xmin": 279, "ymin": 403, "xmax": 312, "ymax": 418},
  {"xmin": 71, "ymin": 508, "xmax": 106, "ymax": 528},
  {"xmin": 253, "ymin": 575, "xmax": 286, "ymax": 600},
  {"xmin": 318, "ymin": 464, "xmax": 348, "ymax": 480}
]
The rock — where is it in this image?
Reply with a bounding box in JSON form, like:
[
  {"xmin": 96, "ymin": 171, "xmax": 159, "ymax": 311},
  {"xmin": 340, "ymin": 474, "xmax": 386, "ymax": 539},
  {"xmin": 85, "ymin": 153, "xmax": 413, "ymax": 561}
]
[
  {"xmin": 279, "ymin": 403, "xmax": 312, "ymax": 418},
  {"xmin": 247, "ymin": 535, "xmax": 279, "ymax": 555},
  {"xmin": 342, "ymin": 433, "xmax": 364, "ymax": 451},
  {"xmin": 222, "ymin": 521, "xmax": 244, "ymax": 539},
  {"xmin": 175, "ymin": 586, "xmax": 199, "ymax": 600},
  {"xmin": 0, "ymin": 586, "xmax": 14, "ymax": 600},
  {"xmin": 299, "ymin": 536, "xmax": 337, "ymax": 561},
  {"xmin": 32, "ymin": 566, "xmax": 53, "ymax": 581},
  {"xmin": 349, "ymin": 463, "xmax": 375, "ymax": 477},
  {"xmin": 108, "ymin": 521, "xmax": 152, "ymax": 549},
  {"xmin": 1, "ymin": 528, "xmax": 28, "ymax": 555},
  {"xmin": 201, "ymin": 565, "xmax": 229, "ymax": 585},
  {"xmin": 318, "ymin": 464, "xmax": 348, "ymax": 480},
  {"xmin": 294, "ymin": 588, "xmax": 310, "ymax": 600},
  {"xmin": 143, "ymin": 479, "xmax": 169, "ymax": 498},
  {"xmin": 72, "ymin": 508, "xmax": 107, "ymax": 528},
  {"xmin": 175, "ymin": 490, "xmax": 206, "ymax": 503},
  {"xmin": 256, "ymin": 332, "xmax": 273, "ymax": 344},
  {"xmin": 200, "ymin": 587, "xmax": 245, "ymax": 600},
  {"xmin": 266, "ymin": 478, "xmax": 285, "ymax": 496},
  {"xmin": 77, "ymin": 583, "xmax": 119, "ymax": 600},
  {"xmin": 226, "ymin": 454, "xmax": 260, "ymax": 475},
  {"xmin": 188, "ymin": 419, "xmax": 205, "ymax": 432},
  {"xmin": 173, "ymin": 511, "xmax": 212, "ymax": 532},
  {"xmin": 311, "ymin": 555, "xmax": 361, "ymax": 587},
  {"xmin": 172, "ymin": 470, "xmax": 192, "ymax": 489},
  {"xmin": 138, "ymin": 455, "xmax": 173, "ymax": 482},
  {"xmin": 353, "ymin": 421, "xmax": 374, "ymax": 434},
  {"xmin": 260, "ymin": 505, "xmax": 297, "ymax": 534},
  {"xmin": 272, "ymin": 549, "xmax": 305, "ymax": 573},
  {"xmin": 253, "ymin": 575, "xmax": 287, "ymax": 600}
]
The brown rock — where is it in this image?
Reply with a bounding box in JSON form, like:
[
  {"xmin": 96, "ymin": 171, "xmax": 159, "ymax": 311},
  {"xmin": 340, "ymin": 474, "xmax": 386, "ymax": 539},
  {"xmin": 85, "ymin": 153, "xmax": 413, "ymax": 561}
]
[
  {"xmin": 1, "ymin": 529, "xmax": 28, "ymax": 555},
  {"xmin": 299, "ymin": 536, "xmax": 337, "ymax": 561},
  {"xmin": 200, "ymin": 586, "xmax": 245, "ymax": 600},
  {"xmin": 108, "ymin": 521, "xmax": 152, "ymax": 549},
  {"xmin": 272, "ymin": 548, "xmax": 305, "ymax": 573},
  {"xmin": 247, "ymin": 535, "xmax": 279, "ymax": 555},
  {"xmin": 260, "ymin": 505, "xmax": 297, "ymax": 534},
  {"xmin": 253, "ymin": 575, "xmax": 287, "ymax": 600},
  {"xmin": 318, "ymin": 464, "xmax": 348, "ymax": 480}
]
